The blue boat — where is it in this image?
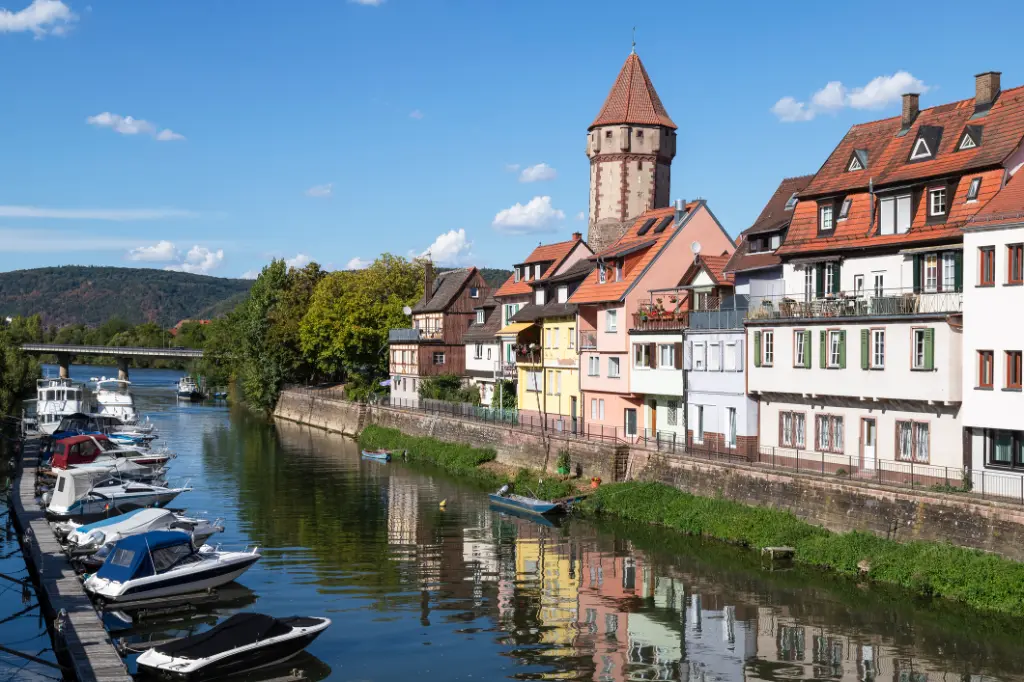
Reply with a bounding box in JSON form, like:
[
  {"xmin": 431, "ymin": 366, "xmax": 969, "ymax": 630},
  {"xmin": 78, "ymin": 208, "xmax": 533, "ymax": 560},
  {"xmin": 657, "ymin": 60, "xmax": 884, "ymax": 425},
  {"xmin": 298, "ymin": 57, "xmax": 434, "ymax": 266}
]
[
  {"xmin": 361, "ymin": 450, "xmax": 392, "ymax": 462},
  {"xmin": 488, "ymin": 493, "xmax": 563, "ymax": 516}
]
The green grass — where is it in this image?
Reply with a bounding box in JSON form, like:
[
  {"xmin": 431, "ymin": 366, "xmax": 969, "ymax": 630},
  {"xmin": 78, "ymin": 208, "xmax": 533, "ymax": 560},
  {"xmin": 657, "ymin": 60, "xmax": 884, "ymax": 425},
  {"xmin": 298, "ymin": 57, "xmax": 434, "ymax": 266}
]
[
  {"xmin": 358, "ymin": 425, "xmax": 576, "ymax": 499},
  {"xmin": 583, "ymin": 481, "xmax": 1024, "ymax": 616}
]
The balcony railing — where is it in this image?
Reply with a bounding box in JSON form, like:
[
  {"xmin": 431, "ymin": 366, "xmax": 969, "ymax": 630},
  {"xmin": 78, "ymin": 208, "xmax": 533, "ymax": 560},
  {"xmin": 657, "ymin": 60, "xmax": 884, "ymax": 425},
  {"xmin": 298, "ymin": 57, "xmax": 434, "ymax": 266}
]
[
  {"xmin": 388, "ymin": 328, "xmax": 421, "ymax": 343},
  {"xmin": 580, "ymin": 331, "xmax": 597, "ymax": 349},
  {"xmin": 746, "ymin": 288, "xmax": 962, "ymax": 322}
]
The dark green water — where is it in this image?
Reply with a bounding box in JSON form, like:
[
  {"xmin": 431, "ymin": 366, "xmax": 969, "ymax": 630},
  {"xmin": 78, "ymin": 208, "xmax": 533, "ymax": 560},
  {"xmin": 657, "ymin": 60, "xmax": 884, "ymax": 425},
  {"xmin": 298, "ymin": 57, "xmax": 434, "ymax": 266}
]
[{"xmin": 13, "ymin": 366, "xmax": 1024, "ymax": 681}]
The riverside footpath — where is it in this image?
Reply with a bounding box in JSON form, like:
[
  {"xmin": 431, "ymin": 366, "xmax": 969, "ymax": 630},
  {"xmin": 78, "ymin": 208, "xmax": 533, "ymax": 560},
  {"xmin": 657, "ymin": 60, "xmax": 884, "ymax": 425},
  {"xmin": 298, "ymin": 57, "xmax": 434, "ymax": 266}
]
[{"xmin": 275, "ymin": 387, "xmax": 1024, "ymax": 562}]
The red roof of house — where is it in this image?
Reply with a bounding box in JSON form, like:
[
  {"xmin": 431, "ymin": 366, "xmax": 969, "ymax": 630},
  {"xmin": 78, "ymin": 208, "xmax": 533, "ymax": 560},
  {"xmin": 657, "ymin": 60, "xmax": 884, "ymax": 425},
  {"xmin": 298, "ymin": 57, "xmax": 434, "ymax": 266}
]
[
  {"xmin": 968, "ymin": 172, "xmax": 1024, "ymax": 228},
  {"xmin": 589, "ymin": 53, "xmax": 676, "ymax": 130},
  {"xmin": 493, "ymin": 237, "xmax": 587, "ymax": 298},
  {"xmin": 724, "ymin": 175, "xmax": 814, "ymax": 274},
  {"xmin": 700, "ymin": 253, "xmax": 735, "ymax": 285}
]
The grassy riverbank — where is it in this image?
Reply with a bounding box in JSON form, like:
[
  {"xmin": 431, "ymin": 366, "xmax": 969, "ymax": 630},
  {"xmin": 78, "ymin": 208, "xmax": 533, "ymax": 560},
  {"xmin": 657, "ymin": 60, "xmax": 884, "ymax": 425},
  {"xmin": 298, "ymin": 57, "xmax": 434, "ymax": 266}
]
[{"xmin": 584, "ymin": 481, "xmax": 1024, "ymax": 616}]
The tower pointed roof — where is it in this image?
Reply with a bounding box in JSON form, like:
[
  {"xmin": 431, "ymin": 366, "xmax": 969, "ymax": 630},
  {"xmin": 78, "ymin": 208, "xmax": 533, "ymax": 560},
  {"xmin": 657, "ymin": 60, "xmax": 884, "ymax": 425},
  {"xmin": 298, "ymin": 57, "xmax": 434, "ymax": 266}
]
[{"xmin": 589, "ymin": 52, "xmax": 676, "ymax": 131}]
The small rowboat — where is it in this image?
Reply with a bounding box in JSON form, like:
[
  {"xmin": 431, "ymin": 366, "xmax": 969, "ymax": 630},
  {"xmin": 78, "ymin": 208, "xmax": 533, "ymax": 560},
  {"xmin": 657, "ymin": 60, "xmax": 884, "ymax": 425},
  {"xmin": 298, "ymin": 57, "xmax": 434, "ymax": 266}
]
[
  {"xmin": 361, "ymin": 450, "xmax": 392, "ymax": 462},
  {"xmin": 488, "ymin": 493, "xmax": 563, "ymax": 517}
]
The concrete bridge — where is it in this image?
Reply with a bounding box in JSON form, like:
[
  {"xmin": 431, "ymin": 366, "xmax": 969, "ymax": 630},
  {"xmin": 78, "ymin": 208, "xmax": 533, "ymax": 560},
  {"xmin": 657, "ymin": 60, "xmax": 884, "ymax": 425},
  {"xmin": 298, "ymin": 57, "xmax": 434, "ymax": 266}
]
[{"xmin": 20, "ymin": 343, "xmax": 204, "ymax": 380}]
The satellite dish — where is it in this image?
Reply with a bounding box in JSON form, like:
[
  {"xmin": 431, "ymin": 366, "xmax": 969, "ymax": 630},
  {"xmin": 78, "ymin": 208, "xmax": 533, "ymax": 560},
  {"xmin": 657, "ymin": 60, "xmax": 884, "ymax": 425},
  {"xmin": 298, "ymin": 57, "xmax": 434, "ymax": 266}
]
[
  {"xmin": 691, "ymin": 241, "xmax": 702, "ymax": 256},
  {"xmin": 402, "ymin": 306, "xmax": 412, "ymax": 316}
]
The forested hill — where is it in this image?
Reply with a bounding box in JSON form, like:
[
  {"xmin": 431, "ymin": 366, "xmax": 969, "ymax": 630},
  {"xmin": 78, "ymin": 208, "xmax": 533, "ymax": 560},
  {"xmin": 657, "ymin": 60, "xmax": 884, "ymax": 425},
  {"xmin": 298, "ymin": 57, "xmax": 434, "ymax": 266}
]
[{"xmin": 0, "ymin": 266, "xmax": 253, "ymax": 328}]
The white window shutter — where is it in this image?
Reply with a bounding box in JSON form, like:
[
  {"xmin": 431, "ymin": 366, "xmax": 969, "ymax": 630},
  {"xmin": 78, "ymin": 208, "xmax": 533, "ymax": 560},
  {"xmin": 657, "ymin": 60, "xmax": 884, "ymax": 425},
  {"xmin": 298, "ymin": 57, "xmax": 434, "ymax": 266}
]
[
  {"xmin": 718, "ymin": 341, "xmax": 726, "ymax": 372},
  {"xmin": 684, "ymin": 342, "xmax": 692, "ymax": 370},
  {"xmin": 735, "ymin": 340, "xmax": 744, "ymax": 371}
]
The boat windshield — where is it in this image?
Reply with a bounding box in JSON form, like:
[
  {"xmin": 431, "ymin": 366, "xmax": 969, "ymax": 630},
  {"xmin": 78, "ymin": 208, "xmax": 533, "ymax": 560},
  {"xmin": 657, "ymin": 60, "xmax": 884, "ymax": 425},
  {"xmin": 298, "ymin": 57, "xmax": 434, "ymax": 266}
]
[
  {"xmin": 109, "ymin": 548, "xmax": 135, "ymax": 568},
  {"xmin": 151, "ymin": 543, "xmax": 194, "ymax": 573}
]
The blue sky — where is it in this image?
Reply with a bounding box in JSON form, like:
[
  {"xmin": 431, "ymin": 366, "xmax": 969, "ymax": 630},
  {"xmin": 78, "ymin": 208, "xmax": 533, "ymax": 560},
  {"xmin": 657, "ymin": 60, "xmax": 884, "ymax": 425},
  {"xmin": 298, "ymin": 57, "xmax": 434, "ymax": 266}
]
[{"xmin": 1, "ymin": 0, "xmax": 1021, "ymax": 278}]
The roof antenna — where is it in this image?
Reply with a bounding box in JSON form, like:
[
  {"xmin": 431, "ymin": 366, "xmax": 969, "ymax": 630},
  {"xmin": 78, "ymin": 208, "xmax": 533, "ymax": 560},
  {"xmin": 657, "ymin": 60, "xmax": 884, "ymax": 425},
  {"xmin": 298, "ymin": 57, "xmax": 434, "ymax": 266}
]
[{"xmin": 631, "ymin": 27, "xmax": 636, "ymax": 54}]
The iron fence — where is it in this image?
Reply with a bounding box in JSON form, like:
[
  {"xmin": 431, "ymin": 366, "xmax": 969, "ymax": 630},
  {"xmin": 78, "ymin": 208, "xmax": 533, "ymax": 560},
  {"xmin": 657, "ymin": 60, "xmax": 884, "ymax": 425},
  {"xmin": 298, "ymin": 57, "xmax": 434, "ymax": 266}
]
[{"xmin": 747, "ymin": 288, "xmax": 962, "ymax": 322}]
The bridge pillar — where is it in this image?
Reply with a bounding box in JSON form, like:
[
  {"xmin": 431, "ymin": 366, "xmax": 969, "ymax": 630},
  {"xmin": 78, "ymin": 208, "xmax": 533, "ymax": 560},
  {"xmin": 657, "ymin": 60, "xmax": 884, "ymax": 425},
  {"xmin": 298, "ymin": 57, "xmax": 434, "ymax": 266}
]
[
  {"xmin": 117, "ymin": 357, "xmax": 130, "ymax": 382},
  {"xmin": 56, "ymin": 353, "xmax": 72, "ymax": 379}
]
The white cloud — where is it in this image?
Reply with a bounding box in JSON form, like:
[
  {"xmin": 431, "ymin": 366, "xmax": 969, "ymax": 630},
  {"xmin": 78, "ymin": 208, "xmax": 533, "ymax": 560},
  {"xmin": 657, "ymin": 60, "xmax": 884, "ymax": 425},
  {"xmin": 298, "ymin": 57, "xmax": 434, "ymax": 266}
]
[
  {"xmin": 575, "ymin": 211, "xmax": 585, "ymax": 221},
  {"xmin": 240, "ymin": 270, "xmax": 259, "ymax": 280},
  {"xmin": 504, "ymin": 163, "xmax": 520, "ymax": 173},
  {"xmin": 305, "ymin": 183, "xmax": 333, "ymax": 198},
  {"xmin": 519, "ymin": 163, "xmax": 557, "ymax": 183},
  {"xmin": 127, "ymin": 240, "xmax": 178, "ymax": 262},
  {"xmin": 350, "ymin": 0, "xmax": 383, "ymax": 5},
  {"xmin": 0, "ymin": 205, "xmax": 195, "ymax": 220},
  {"xmin": 492, "ymin": 196, "xmax": 565, "ymax": 234},
  {"xmin": 87, "ymin": 112, "xmax": 185, "ymax": 141},
  {"xmin": 346, "ymin": 256, "xmax": 370, "ymax": 270},
  {"xmin": 165, "ymin": 245, "xmax": 224, "ymax": 275},
  {"xmin": 420, "ymin": 229, "xmax": 472, "ymax": 266},
  {"xmin": 0, "ymin": 0, "xmax": 76, "ymax": 37},
  {"xmin": 409, "ymin": 109, "xmax": 423, "ymax": 120},
  {"xmin": 772, "ymin": 72, "xmax": 930, "ymax": 122},
  {"xmin": 285, "ymin": 253, "xmax": 311, "ymax": 269}
]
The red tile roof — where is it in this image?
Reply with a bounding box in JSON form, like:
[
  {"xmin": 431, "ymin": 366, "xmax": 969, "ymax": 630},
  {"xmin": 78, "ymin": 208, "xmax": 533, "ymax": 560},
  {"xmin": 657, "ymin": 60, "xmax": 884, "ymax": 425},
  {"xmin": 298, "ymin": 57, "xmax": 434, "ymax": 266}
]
[
  {"xmin": 493, "ymin": 237, "xmax": 587, "ymax": 298},
  {"xmin": 589, "ymin": 53, "xmax": 676, "ymax": 130},
  {"xmin": 569, "ymin": 203, "xmax": 699, "ymax": 304},
  {"xmin": 968, "ymin": 172, "xmax": 1024, "ymax": 228},
  {"xmin": 724, "ymin": 175, "xmax": 814, "ymax": 274},
  {"xmin": 699, "ymin": 253, "xmax": 735, "ymax": 285}
]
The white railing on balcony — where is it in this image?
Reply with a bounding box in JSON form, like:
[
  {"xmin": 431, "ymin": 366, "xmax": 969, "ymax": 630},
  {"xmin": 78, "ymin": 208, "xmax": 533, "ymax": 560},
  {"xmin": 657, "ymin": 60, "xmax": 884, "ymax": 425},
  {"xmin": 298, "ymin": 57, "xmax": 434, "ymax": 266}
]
[{"xmin": 746, "ymin": 288, "xmax": 962, "ymax": 321}]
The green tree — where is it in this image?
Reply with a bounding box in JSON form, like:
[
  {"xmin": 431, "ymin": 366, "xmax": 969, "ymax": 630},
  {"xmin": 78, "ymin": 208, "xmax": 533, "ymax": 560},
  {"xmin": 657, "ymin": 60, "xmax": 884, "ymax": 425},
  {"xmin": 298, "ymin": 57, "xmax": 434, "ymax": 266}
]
[
  {"xmin": 493, "ymin": 379, "xmax": 517, "ymax": 411},
  {"xmin": 0, "ymin": 317, "xmax": 41, "ymax": 415}
]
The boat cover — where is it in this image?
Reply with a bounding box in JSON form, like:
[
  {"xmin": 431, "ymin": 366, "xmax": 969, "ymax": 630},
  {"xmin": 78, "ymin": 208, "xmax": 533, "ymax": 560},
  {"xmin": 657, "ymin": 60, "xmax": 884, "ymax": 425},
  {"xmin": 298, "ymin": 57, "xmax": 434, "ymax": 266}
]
[
  {"xmin": 153, "ymin": 614, "xmax": 316, "ymax": 659},
  {"xmin": 96, "ymin": 530, "xmax": 194, "ymax": 582},
  {"xmin": 71, "ymin": 507, "xmax": 147, "ymax": 533}
]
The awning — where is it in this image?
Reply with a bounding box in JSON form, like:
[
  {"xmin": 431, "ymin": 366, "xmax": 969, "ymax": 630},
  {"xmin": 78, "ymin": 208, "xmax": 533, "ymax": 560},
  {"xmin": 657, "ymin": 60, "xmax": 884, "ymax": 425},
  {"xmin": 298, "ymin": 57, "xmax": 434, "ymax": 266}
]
[
  {"xmin": 789, "ymin": 255, "xmax": 843, "ymax": 267},
  {"xmin": 497, "ymin": 322, "xmax": 535, "ymax": 336},
  {"xmin": 899, "ymin": 244, "xmax": 963, "ymax": 255}
]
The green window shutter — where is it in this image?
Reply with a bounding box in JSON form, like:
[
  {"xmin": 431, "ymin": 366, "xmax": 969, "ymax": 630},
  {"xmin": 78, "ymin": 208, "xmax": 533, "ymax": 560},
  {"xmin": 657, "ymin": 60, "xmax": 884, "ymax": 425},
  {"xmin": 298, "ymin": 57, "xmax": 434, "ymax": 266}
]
[
  {"xmin": 832, "ymin": 263, "xmax": 842, "ymax": 294},
  {"xmin": 839, "ymin": 330, "xmax": 847, "ymax": 369},
  {"xmin": 753, "ymin": 331, "xmax": 762, "ymax": 368},
  {"xmin": 912, "ymin": 255, "xmax": 922, "ymax": 293},
  {"xmin": 803, "ymin": 330, "xmax": 812, "ymax": 368},
  {"xmin": 860, "ymin": 329, "xmax": 869, "ymax": 370},
  {"xmin": 924, "ymin": 328, "xmax": 935, "ymax": 370},
  {"xmin": 819, "ymin": 329, "xmax": 827, "ymax": 369},
  {"xmin": 815, "ymin": 265, "xmax": 825, "ymax": 298},
  {"xmin": 954, "ymin": 250, "xmax": 963, "ymax": 292}
]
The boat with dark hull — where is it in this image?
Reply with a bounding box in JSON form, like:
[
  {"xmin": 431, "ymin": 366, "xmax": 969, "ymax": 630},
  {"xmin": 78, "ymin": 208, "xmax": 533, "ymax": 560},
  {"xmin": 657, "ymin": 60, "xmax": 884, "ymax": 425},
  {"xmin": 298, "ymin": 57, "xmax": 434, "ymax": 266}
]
[{"xmin": 135, "ymin": 612, "xmax": 330, "ymax": 680}]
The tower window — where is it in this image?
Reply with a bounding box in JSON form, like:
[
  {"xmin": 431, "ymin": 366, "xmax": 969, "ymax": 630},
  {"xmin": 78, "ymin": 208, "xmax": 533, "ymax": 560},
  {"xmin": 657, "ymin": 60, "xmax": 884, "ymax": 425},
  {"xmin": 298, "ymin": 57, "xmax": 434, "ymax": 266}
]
[
  {"xmin": 605, "ymin": 130, "xmax": 612, "ymax": 138},
  {"xmin": 637, "ymin": 161, "xmax": 642, "ymax": 170},
  {"xmin": 636, "ymin": 130, "xmax": 644, "ymax": 138}
]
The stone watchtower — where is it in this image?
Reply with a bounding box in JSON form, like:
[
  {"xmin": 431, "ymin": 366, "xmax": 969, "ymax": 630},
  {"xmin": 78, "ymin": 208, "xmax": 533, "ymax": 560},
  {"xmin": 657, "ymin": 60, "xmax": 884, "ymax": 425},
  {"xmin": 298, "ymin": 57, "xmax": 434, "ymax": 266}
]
[{"xmin": 586, "ymin": 51, "xmax": 677, "ymax": 252}]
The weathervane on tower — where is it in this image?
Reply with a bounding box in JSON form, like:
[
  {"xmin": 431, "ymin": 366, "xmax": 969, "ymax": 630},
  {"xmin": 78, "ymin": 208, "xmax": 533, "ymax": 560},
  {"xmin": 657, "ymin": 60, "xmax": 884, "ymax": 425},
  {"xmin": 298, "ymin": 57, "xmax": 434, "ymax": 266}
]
[{"xmin": 631, "ymin": 27, "xmax": 636, "ymax": 54}]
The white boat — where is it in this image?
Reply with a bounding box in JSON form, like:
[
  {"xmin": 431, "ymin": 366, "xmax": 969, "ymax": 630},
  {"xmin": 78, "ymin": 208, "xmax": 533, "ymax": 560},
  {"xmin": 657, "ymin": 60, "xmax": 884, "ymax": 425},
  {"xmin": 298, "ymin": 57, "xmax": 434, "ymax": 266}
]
[
  {"xmin": 84, "ymin": 531, "xmax": 261, "ymax": 603},
  {"xmin": 66, "ymin": 508, "xmax": 223, "ymax": 553},
  {"xmin": 46, "ymin": 468, "xmax": 191, "ymax": 519},
  {"xmin": 90, "ymin": 377, "xmax": 140, "ymax": 424},
  {"xmin": 45, "ymin": 434, "xmax": 174, "ymax": 477},
  {"xmin": 136, "ymin": 613, "xmax": 330, "ymax": 681},
  {"xmin": 176, "ymin": 376, "xmax": 204, "ymax": 401},
  {"xmin": 24, "ymin": 378, "xmax": 88, "ymax": 434}
]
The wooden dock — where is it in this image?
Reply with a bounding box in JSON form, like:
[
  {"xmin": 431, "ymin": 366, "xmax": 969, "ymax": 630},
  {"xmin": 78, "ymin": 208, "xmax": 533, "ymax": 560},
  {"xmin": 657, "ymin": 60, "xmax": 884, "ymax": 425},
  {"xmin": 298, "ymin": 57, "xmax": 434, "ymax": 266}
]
[{"xmin": 10, "ymin": 436, "xmax": 132, "ymax": 682}]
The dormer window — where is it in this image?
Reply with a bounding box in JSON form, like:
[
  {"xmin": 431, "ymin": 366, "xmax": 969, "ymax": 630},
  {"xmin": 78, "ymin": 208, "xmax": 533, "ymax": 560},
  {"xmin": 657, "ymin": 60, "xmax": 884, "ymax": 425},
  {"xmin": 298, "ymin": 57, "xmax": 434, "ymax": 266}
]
[
  {"xmin": 514, "ymin": 267, "xmax": 521, "ymax": 283},
  {"xmin": 784, "ymin": 192, "xmax": 798, "ymax": 211},
  {"xmin": 847, "ymin": 149, "xmax": 868, "ymax": 172},
  {"xmin": 958, "ymin": 125, "xmax": 982, "ymax": 151},
  {"xmin": 967, "ymin": 177, "xmax": 982, "ymax": 202},
  {"xmin": 557, "ymin": 285, "xmax": 568, "ymax": 303},
  {"xmin": 910, "ymin": 137, "xmax": 933, "ymax": 160},
  {"xmin": 475, "ymin": 310, "xmax": 485, "ymax": 324},
  {"xmin": 534, "ymin": 264, "xmax": 542, "ymax": 280},
  {"xmin": 819, "ymin": 203, "xmax": 834, "ymax": 232},
  {"xmin": 908, "ymin": 126, "xmax": 943, "ymax": 163},
  {"xmin": 929, "ymin": 188, "xmax": 947, "ymax": 217},
  {"xmin": 848, "ymin": 156, "xmax": 863, "ymax": 172},
  {"xmin": 959, "ymin": 135, "xmax": 976, "ymax": 150},
  {"xmin": 469, "ymin": 287, "xmax": 479, "ymax": 299},
  {"xmin": 535, "ymin": 289, "xmax": 545, "ymax": 305},
  {"xmin": 838, "ymin": 198, "xmax": 852, "ymax": 220}
]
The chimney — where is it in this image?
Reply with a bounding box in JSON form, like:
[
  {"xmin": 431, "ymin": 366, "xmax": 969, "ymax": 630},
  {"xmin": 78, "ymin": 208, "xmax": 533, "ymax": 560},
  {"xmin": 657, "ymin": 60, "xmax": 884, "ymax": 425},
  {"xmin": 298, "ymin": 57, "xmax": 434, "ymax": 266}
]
[
  {"xmin": 901, "ymin": 93, "xmax": 920, "ymax": 129},
  {"xmin": 674, "ymin": 198, "xmax": 686, "ymax": 223},
  {"xmin": 423, "ymin": 261, "xmax": 434, "ymax": 299},
  {"xmin": 975, "ymin": 71, "xmax": 1002, "ymax": 108},
  {"xmin": 571, "ymin": 231, "xmax": 582, "ymax": 242}
]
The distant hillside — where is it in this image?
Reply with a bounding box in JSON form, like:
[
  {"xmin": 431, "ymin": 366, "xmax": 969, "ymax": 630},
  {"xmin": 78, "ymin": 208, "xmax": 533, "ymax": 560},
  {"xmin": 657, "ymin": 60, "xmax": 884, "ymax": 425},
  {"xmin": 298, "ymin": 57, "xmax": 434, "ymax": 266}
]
[{"xmin": 0, "ymin": 266, "xmax": 253, "ymax": 328}]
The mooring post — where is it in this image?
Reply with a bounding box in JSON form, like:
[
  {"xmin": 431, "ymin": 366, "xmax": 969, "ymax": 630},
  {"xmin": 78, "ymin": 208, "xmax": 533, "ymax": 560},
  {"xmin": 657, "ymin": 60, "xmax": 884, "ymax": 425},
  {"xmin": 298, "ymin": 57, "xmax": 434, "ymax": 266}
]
[
  {"xmin": 56, "ymin": 353, "xmax": 72, "ymax": 379},
  {"xmin": 117, "ymin": 356, "xmax": 130, "ymax": 382}
]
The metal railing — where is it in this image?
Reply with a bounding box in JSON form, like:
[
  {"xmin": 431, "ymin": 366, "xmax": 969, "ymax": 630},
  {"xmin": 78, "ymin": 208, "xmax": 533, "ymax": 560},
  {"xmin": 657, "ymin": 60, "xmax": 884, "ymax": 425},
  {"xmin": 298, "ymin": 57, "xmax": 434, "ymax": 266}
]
[{"xmin": 746, "ymin": 288, "xmax": 962, "ymax": 322}]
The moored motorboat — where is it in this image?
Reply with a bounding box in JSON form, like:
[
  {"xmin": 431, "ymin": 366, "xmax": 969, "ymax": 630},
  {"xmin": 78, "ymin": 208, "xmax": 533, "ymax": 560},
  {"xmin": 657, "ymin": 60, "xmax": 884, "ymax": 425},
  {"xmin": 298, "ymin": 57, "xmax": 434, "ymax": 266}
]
[
  {"xmin": 135, "ymin": 613, "xmax": 330, "ymax": 681},
  {"xmin": 361, "ymin": 449, "xmax": 393, "ymax": 462},
  {"xmin": 46, "ymin": 469, "xmax": 191, "ymax": 519},
  {"xmin": 25, "ymin": 378, "xmax": 88, "ymax": 434},
  {"xmin": 176, "ymin": 376, "xmax": 204, "ymax": 401},
  {"xmin": 66, "ymin": 507, "xmax": 224, "ymax": 568},
  {"xmin": 84, "ymin": 531, "xmax": 261, "ymax": 603},
  {"xmin": 90, "ymin": 377, "xmax": 140, "ymax": 424}
]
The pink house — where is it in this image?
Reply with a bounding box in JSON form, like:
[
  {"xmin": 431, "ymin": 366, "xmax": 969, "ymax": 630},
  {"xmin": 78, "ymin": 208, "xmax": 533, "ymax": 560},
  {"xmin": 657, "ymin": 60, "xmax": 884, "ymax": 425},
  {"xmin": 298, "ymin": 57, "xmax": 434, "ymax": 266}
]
[{"xmin": 570, "ymin": 201, "xmax": 735, "ymax": 439}]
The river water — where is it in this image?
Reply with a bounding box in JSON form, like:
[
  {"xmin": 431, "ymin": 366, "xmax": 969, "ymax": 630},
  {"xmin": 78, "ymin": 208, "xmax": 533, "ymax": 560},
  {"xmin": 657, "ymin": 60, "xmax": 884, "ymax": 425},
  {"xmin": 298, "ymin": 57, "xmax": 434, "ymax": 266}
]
[{"xmin": 10, "ymin": 366, "xmax": 1024, "ymax": 681}]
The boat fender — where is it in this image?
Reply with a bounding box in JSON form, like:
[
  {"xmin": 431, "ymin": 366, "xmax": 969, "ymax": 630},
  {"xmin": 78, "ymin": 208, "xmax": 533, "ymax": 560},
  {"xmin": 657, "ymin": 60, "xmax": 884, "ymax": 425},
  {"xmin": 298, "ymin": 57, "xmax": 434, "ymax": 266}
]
[{"xmin": 42, "ymin": 492, "xmax": 51, "ymax": 506}]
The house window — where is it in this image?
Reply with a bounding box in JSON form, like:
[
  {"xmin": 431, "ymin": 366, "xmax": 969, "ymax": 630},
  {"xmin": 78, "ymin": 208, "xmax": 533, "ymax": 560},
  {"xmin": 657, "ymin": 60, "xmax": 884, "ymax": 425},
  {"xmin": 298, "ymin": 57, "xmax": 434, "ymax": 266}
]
[
  {"xmin": 819, "ymin": 204, "xmax": 834, "ymax": 232},
  {"xmin": 966, "ymin": 177, "xmax": 982, "ymax": 201},
  {"xmin": 535, "ymin": 289, "xmax": 545, "ymax": 305},
  {"xmin": 667, "ymin": 400, "xmax": 678, "ymax": 426},
  {"xmin": 535, "ymin": 264, "xmax": 542, "ymax": 280},
  {"xmin": 608, "ymin": 357, "xmax": 620, "ymax": 378},
  {"xmin": 815, "ymin": 414, "xmax": 844, "ymax": 454},
  {"xmin": 514, "ymin": 267, "xmax": 521, "ymax": 283},
  {"xmin": 633, "ymin": 344, "xmax": 652, "ymax": 369},
  {"xmin": 615, "ymin": 260, "xmax": 623, "ymax": 282},
  {"xmin": 770, "ymin": 233, "xmax": 781, "ymax": 250},
  {"xmin": 910, "ymin": 137, "xmax": 932, "ymax": 160},
  {"xmin": 762, "ymin": 331, "xmax": 774, "ymax": 366},
  {"xmin": 983, "ymin": 430, "xmax": 1024, "ymax": 468},
  {"xmin": 1006, "ymin": 351, "xmax": 1022, "ymax": 389},
  {"xmin": 924, "ymin": 254, "xmax": 938, "ymax": 292},
  {"xmin": 1008, "ymin": 244, "xmax": 1023, "ymax": 284},
  {"xmin": 486, "ymin": 347, "xmax": 491, "ymax": 360},
  {"xmin": 979, "ymin": 247, "xmax": 995, "ymax": 286},
  {"xmin": 872, "ymin": 329, "xmax": 885, "ymax": 368},
  {"xmin": 693, "ymin": 342, "xmax": 706, "ymax": 371},
  {"xmin": 470, "ymin": 287, "xmax": 479, "ymax": 298},
  {"xmin": 433, "ymin": 352, "xmax": 446, "ymax": 365},
  {"xmin": 599, "ymin": 399, "xmax": 605, "ymax": 420},
  {"xmin": 780, "ymin": 412, "xmax": 806, "ymax": 449},
  {"xmin": 929, "ymin": 188, "xmax": 947, "ymax": 217},
  {"xmin": 942, "ymin": 253, "xmax": 956, "ymax": 291},
  {"xmin": 568, "ymin": 327, "xmax": 575, "ymax": 349},
  {"xmin": 804, "ymin": 268, "xmax": 814, "ymax": 301},
  {"xmin": 474, "ymin": 343, "xmax": 483, "ymax": 360},
  {"xmin": 794, "ymin": 330, "xmax": 807, "ymax": 367},
  {"xmin": 726, "ymin": 408, "xmax": 737, "ymax": 448},
  {"xmin": 526, "ymin": 371, "xmax": 542, "ymax": 392},
  {"xmin": 606, "ymin": 309, "xmax": 618, "ymax": 332},
  {"xmin": 978, "ymin": 350, "xmax": 994, "ymax": 388},
  {"xmin": 476, "ymin": 310, "xmax": 485, "ymax": 324},
  {"xmin": 724, "ymin": 342, "xmax": 737, "ymax": 371},
  {"xmin": 694, "ymin": 405, "xmax": 704, "ymax": 444},
  {"xmin": 624, "ymin": 408, "xmax": 637, "ymax": 437},
  {"xmin": 709, "ymin": 343, "xmax": 721, "ymax": 371},
  {"xmin": 873, "ymin": 273, "xmax": 885, "ymax": 298},
  {"xmin": 598, "ymin": 262, "xmax": 607, "ymax": 283},
  {"xmin": 557, "ymin": 285, "xmax": 568, "ymax": 303},
  {"xmin": 854, "ymin": 275, "xmax": 864, "ymax": 297},
  {"xmin": 838, "ymin": 198, "xmax": 851, "ymax": 220},
  {"xmin": 588, "ymin": 355, "xmax": 600, "ymax": 376},
  {"xmin": 825, "ymin": 263, "xmax": 836, "ymax": 293},
  {"xmin": 659, "ymin": 344, "xmax": 674, "ymax": 368},
  {"xmin": 827, "ymin": 330, "xmax": 843, "ymax": 368},
  {"xmin": 896, "ymin": 421, "xmax": 930, "ymax": 463},
  {"xmin": 912, "ymin": 328, "xmax": 932, "ymax": 370},
  {"xmin": 785, "ymin": 192, "xmax": 798, "ymax": 211},
  {"xmin": 591, "ymin": 398, "xmax": 597, "ymax": 419},
  {"xmin": 879, "ymin": 194, "xmax": 912, "ymax": 235}
]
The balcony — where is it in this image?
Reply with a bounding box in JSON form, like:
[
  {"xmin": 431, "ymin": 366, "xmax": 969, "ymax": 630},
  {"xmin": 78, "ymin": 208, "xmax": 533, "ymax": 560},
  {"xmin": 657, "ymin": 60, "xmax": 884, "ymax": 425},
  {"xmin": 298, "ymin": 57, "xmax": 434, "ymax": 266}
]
[
  {"xmin": 746, "ymin": 288, "xmax": 962, "ymax": 322},
  {"xmin": 580, "ymin": 331, "xmax": 597, "ymax": 349},
  {"xmin": 388, "ymin": 327, "xmax": 444, "ymax": 343},
  {"xmin": 632, "ymin": 293, "xmax": 749, "ymax": 331},
  {"xmin": 513, "ymin": 343, "xmax": 542, "ymax": 365}
]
